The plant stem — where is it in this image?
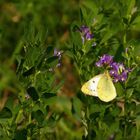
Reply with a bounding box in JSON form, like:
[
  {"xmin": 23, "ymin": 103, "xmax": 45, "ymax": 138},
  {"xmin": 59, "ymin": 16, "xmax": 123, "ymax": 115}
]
[
  {"xmin": 123, "ymin": 31, "xmax": 126, "ymax": 46},
  {"xmin": 123, "ymin": 81, "xmax": 128, "ymax": 138},
  {"xmin": 27, "ymin": 101, "xmax": 33, "ymax": 140}
]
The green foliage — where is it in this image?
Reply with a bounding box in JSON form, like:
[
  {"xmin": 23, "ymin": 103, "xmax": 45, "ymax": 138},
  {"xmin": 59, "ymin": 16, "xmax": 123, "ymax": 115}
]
[
  {"xmin": 0, "ymin": 0, "xmax": 140, "ymax": 139},
  {"xmin": 67, "ymin": 0, "xmax": 140, "ymax": 139}
]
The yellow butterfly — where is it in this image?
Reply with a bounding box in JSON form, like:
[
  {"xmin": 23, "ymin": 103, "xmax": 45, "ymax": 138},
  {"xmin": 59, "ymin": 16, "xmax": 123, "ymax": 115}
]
[{"xmin": 81, "ymin": 71, "xmax": 116, "ymax": 102}]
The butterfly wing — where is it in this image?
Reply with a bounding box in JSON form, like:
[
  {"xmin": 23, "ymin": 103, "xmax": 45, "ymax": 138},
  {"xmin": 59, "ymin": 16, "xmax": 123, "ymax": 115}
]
[
  {"xmin": 97, "ymin": 72, "xmax": 116, "ymax": 102},
  {"xmin": 81, "ymin": 74, "xmax": 103, "ymax": 97}
]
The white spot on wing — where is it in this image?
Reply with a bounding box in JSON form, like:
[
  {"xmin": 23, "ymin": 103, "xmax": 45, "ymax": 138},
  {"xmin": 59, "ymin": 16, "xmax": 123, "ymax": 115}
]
[{"xmin": 87, "ymin": 75, "xmax": 102, "ymax": 96}]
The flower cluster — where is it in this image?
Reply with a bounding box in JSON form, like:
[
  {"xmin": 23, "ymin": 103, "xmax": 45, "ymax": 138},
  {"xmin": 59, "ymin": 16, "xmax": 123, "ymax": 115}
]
[
  {"xmin": 49, "ymin": 48, "xmax": 62, "ymax": 72},
  {"xmin": 96, "ymin": 54, "xmax": 131, "ymax": 82},
  {"xmin": 96, "ymin": 54, "xmax": 113, "ymax": 67},
  {"xmin": 110, "ymin": 62, "xmax": 131, "ymax": 82},
  {"xmin": 54, "ymin": 48, "xmax": 62, "ymax": 67},
  {"xmin": 79, "ymin": 25, "xmax": 94, "ymax": 44}
]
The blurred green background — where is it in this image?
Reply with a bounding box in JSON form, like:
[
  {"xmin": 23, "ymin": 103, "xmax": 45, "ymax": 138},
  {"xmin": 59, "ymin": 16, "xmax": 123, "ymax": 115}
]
[
  {"xmin": 0, "ymin": 0, "xmax": 83, "ymax": 139},
  {"xmin": 0, "ymin": 0, "xmax": 81, "ymax": 60}
]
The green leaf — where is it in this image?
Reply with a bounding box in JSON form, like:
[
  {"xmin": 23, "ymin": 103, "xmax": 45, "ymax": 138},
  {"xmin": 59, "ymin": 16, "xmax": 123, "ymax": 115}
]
[
  {"xmin": 71, "ymin": 97, "xmax": 82, "ymax": 120},
  {"xmin": 32, "ymin": 110, "xmax": 44, "ymax": 124},
  {"xmin": 41, "ymin": 93, "xmax": 56, "ymax": 99},
  {"xmin": 43, "ymin": 56, "xmax": 59, "ymax": 68},
  {"xmin": 127, "ymin": 0, "xmax": 135, "ymax": 16},
  {"xmin": 100, "ymin": 28, "xmax": 117, "ymax": 44},
  {"xmin": 123, "ymin": 17, "xmax": 129, "ymax": 25},
  {"xmin": 0, "ymin": 107, "xmax": 12, "ymax": 119},
  {"xmin": 45, "ymin": 46, "xmax": 54, "ymax": 55},
  {"xmin": 27, "ymin": 87, "xmax": 39, "ymax": 101},
  {"xmin": 115, "ymin": 83, "xmax": 124, "ymax": 97},
  {"xmin": 14, "ymin": 129, "xmax": 27, "ymax": 140},
  {"xmin": 126, "ymin": 88, "xmax": 134, "ymax": 98},
  {"xmin": 130, "ymin": 11, "xmax": 140, "ymax": 24},
  {"xmin": 52, "ymin": 80, "xmax": 64, "ymax": 93},
  {"xmin": 129, "ymin": 40, "xmax": 140, "ymax": 56},
  {"xmin": 136, "ymin": 116, "xmax": 140, "ymax": 134},
  {"xmin": 24, "ymin": 43, "xmax": 42, "ymax": 68},
  {"xmin": 82, "ymin": 1, "xmax": 98, "ymax": 15},
  {"xmin": 16, "ymin": 56, "xmax": 25, "ymax": 74},
  {"xmin": 46, "ymin": 56, "xmax": 58, "ymax": 64},
  {"xmin": 79, "ymin": 8, "xmax": 86, "ymax": 23},
  {"xmin": 22, "ymin": 67, "xmax": 35, "ymax": 77}
]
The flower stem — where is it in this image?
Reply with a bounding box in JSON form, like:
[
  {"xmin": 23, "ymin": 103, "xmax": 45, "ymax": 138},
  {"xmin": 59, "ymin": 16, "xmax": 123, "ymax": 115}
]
[{"xmin": 123, "ymin": 32, "xmax": 126, "ymax": 46}]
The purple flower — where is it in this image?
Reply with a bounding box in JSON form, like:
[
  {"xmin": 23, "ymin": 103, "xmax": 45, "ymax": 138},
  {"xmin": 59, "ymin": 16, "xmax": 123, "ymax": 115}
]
[
  {"xmin": 109, "ymin": 62, "xmax": 131, "ymax": 82},
  {"xmin": 79, "ymin": 25, "xmax": 90, "ymax": 34},
  {"xmin": 54, "ymin": 48, "xmax": 63, "ymax": 67},
  {"xmin": 54, "ymin": 48, "xmax": 62, "ymax": 59},
  {"xmin": 79, "ymin": 25, "xmax": 94, "ymax": 44},
  {"xmin": 120, "ymin": 71, "xmax": 128, "ymax": 82},
  {"xmin": 96, "ymin": 54, "xmax": 113, "ymax": 67},
  {"xmin": 95, "ymin": 54, "xmax": 131, "ymax": 82},
  {"xmin": 110, "ymin": 62, "xmax": 125, "ymax": 73},
  {"xmin": 85, "ymin": 32, "xmax": 94, "ymax": 40}
]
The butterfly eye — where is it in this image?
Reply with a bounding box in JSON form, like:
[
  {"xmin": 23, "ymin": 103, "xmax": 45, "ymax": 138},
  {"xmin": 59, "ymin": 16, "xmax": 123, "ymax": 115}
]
[{"xmin": 92, "ymin": 81, "xmax": 95, "ymax": 83}]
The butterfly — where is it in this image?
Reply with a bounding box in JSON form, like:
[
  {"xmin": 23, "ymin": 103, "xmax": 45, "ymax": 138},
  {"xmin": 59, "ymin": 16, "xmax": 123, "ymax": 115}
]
[{"xmin": 81, "ymin": 71, "xmax": 116, "ymax": 102}]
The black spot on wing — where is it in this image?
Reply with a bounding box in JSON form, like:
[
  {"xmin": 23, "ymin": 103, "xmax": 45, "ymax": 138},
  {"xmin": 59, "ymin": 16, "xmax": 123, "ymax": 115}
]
[
  {"xmin": 90, "ymin": 89, "xmax": 96, "ymax": 92},
  {"xmin": 86, "ymin": 84, "xmax": 96, "ymax": 92}
]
